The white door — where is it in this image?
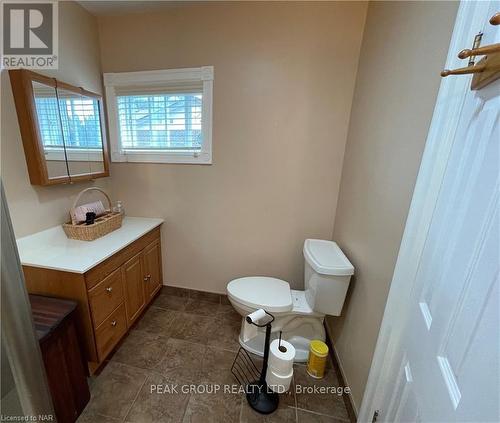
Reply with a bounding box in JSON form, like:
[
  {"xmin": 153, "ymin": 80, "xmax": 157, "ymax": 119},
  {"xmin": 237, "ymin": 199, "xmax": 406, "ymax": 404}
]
[{"xmin": 359, "ymin": 2, "xmax": 500, "ymax": 422}]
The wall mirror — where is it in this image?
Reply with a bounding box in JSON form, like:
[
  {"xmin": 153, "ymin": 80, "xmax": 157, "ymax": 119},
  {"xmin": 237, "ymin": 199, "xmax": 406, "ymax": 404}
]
[{"xmin": 9, "ymin": 69, "xmax": 109, "ymax": 186}]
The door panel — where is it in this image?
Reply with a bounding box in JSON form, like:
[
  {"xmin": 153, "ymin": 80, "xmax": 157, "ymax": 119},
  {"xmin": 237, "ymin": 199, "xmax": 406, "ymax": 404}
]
[
  {"xmin": 359, "ymin": 2, "xmax": 500, "ymax": 421},
  {"xmin": 406, "ymin": 83, "xmax": 499, "ymax": 422},
  {"xmin": 446, "ymin": 218, "xmax": 499, "ymax": 371},
  {"xmin": 122, "ymin": 252, "xmax": 146, "ymax": 325},
  {"xmin": 143, "ymin": 241, "xmax": 162, "ymax": 300},
  {"xmin": 392, "ymin": 365, "xmax": 419, "ymax": 423}
]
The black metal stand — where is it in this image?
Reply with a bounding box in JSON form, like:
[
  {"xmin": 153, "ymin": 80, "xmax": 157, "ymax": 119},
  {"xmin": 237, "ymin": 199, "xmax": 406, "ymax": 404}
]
[
  {"xmin": 231, "ymin": 311, "xmax": 280, "ymax": 414},
  {"xmin": 245, "ymin": 318, "xmax": 279, "ymax": 414}
]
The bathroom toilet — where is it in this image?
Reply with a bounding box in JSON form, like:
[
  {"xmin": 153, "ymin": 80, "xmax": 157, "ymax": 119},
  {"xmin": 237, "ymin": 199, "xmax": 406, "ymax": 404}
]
[{"xmin": 227, "ymin": 239, "xmax": 354, "ymax": 362}]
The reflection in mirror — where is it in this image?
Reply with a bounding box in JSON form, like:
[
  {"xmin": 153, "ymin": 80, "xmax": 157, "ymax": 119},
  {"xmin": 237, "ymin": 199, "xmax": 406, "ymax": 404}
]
[
  {"xmin": 88, "ymin": 97, "xmax": 105, "ymax": 175},
  {"xmin": 56, "ymin": 87, "xmax": 92, "ymax": 178},
  {"xmin": 32, "ymin": 81, "xmax": 69, "ymax": 180},
  {"xmin": 58, "ymin": 90, "xmax": 105, "ymax": 177}
]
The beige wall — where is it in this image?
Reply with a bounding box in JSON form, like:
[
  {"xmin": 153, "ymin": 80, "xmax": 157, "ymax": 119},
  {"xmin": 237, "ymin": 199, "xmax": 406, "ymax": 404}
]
[
  {"xmin": 1, "ymin": 1, "xmax": 111, "ymax": 238},
  {"xmin": 326, "ymin": 1, "xmax": 458, "ymax": 411},
  {"xmin": 98, "ymin": 2, "xmax": 368, "ymax": 293}
]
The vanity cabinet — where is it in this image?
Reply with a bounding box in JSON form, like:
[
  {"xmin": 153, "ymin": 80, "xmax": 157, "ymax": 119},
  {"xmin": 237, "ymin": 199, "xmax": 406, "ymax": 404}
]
[
  {"xmin": 9, "ymin": 69, "xmax": 109, "ymax": 186},
  {"xmin": 21, "ymin": 220, "xmax": 163, "ymax": 373}
]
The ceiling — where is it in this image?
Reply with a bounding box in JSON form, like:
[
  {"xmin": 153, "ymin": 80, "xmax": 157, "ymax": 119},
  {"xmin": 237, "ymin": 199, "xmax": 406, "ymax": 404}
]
[{"xmin": 78, "ymin": 1, "xmax": 205, "ymax": 16}]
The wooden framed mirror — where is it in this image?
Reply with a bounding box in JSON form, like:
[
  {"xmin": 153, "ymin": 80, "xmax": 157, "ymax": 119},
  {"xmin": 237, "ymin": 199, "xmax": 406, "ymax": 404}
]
[{"xmin": 9, "ymin": 69, "xmax": 109, "ymax": 186}]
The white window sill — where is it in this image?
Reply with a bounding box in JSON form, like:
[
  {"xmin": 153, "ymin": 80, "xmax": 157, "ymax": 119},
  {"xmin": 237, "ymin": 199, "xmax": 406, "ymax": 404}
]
[{"xmin": 111, "ymin": 150, "xmax": 212, "ymax": 165}]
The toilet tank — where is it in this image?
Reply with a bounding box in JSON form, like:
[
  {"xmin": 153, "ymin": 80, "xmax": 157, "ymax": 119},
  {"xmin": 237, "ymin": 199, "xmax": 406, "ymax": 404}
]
[{"xmin": 303, "ymin": 239, "xmax": 354, "ymax": 316}]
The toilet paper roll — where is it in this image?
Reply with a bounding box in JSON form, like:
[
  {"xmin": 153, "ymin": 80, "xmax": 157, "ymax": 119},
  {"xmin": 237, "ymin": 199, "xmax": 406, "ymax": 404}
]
[
  {"xmin": 246, "ymin": 309, "xmax": 266, "ymax": 324},
  {"xmin": 268, "ymin": 339, "xmax": 296, "ymax": 375},
  {"xmin": 266, "ymin": 368, "xmax": 293, "ymax": 393}
]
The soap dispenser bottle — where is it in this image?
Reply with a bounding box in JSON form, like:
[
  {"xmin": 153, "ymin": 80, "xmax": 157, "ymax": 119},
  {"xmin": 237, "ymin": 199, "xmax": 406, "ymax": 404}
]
[{"xmin": 113, "ymin": 201, "xmax": 125, "ymax": 216}]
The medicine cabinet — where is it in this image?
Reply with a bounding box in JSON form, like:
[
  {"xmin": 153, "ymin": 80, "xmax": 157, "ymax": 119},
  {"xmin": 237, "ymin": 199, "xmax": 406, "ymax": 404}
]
[{"xmin": 9, "ymin": 69, "xmax": 109, "ymax": 186}]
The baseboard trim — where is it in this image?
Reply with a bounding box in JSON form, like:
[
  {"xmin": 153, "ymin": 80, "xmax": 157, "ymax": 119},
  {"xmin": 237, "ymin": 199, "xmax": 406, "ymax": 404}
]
[
  {"xmin": 161, "ymin": 284, "xmax": 230, "ymax": 304},
  {"xmin": 324, "ymin": 323, "xmax": 358, "ymax": 422},
  {"xmin": 162, "ymin": 283, "xmax": 226, "ymax": 296}
]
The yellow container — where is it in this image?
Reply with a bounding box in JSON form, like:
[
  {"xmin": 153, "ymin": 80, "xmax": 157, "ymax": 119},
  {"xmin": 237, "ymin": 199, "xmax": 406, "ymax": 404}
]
[{"xmin": 307, "ymin": 340, "xmax": 329, "ymax": 379}]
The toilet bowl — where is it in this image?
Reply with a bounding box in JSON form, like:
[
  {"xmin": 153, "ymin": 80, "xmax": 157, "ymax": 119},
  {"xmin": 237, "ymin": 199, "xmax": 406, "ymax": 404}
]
[{"xmin": 227, "ymin": 239, "xmax": 354, "ymax": 362}]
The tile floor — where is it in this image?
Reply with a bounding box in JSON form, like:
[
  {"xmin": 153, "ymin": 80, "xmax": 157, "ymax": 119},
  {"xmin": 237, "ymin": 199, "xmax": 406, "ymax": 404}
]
[{"xmin": 78, "ymin": 286, "xmax": 352, "ymax": 423}]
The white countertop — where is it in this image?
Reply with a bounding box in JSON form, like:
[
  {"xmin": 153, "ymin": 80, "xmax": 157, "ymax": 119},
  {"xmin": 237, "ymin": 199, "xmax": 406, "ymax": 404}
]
[{"xmin": 17, "ymin": 217, "xmax": 164, "ymax": 274}]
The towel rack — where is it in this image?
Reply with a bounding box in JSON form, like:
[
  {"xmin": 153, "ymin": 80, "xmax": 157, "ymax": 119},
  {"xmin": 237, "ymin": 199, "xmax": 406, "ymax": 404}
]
[{"xmin": 441, "ymin": 12, "xmax": 500, "ymax": 90}]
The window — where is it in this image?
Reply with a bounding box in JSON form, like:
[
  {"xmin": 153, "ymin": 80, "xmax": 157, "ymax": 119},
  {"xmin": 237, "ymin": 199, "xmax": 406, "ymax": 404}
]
[{"xmin": 104, "ymin": 67, "xmax": 213, "ymax": 164}]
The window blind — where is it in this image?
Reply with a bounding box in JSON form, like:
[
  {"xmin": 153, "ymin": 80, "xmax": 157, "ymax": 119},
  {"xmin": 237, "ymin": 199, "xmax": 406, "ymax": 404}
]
[
  {"xmin": 114, "ymin": 81, "xmax": 203, "ymax": 96},
  {"xmin": 116, "ymin": 85, "xmax": 203, "ymax": 152}
]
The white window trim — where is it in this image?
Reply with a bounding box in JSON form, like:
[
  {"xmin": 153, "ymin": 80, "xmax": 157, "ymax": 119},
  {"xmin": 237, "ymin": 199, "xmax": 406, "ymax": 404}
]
[{"xmin": 103, "ymin": 66, "xmax": 213, "ymax": 165}]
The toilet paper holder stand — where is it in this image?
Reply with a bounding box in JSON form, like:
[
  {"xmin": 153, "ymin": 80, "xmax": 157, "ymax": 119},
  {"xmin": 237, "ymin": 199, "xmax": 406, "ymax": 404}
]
[{"xmin": 230, "ymin": 310, "xmax": 280, "ymax": 415}]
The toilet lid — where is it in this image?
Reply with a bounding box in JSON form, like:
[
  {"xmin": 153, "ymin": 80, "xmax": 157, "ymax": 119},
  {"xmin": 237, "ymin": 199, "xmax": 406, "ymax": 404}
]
[{"xmin": 227, "ymin": 277, "xmax": 293, "ymax": 313}]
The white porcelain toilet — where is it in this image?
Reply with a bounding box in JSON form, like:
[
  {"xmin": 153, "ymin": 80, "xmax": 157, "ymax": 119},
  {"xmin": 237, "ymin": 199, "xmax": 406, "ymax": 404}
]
[{"xmin": 227, "ymin": 239, "xmax": 354, "ymax": 362}]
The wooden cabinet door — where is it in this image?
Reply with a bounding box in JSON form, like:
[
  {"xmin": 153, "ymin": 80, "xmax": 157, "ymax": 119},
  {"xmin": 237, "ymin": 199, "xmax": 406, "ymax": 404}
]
[
  {"xmin": 122, "ymin": 252, "xmax": 146, "ymax": 325},
  {"xmin": 143, "ymin": 240, "xmax": 162, "ymax": 301}
]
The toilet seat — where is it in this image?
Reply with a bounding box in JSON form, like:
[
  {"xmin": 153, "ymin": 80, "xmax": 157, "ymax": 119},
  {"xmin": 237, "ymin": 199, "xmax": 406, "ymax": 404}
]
[{"xmin": 227, "ymin": 277, "xmax": 293, "ymax": 313}]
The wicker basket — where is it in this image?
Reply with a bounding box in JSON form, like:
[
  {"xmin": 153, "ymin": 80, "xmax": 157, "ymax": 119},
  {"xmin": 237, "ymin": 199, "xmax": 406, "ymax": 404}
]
[{"xmin": 63, "ymin": 187, "xmax": 123, "ymax": 241}]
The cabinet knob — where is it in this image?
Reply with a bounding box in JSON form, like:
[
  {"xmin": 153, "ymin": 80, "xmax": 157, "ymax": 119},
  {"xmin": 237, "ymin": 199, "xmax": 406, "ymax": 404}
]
[
  {"xmin": 144, "ymin": 277, "xmax": 148, "ymax": 282},
  {"xmin": 147, "ymin": 274, "xmax": 151, "ymax": 279},
  {"xmin": 111, "ymin": 320, "xmax": 117, "ymax": 327},
  {"xmin": 106, "ymin": 287, "xmax": 113, "ymax": 293}
]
